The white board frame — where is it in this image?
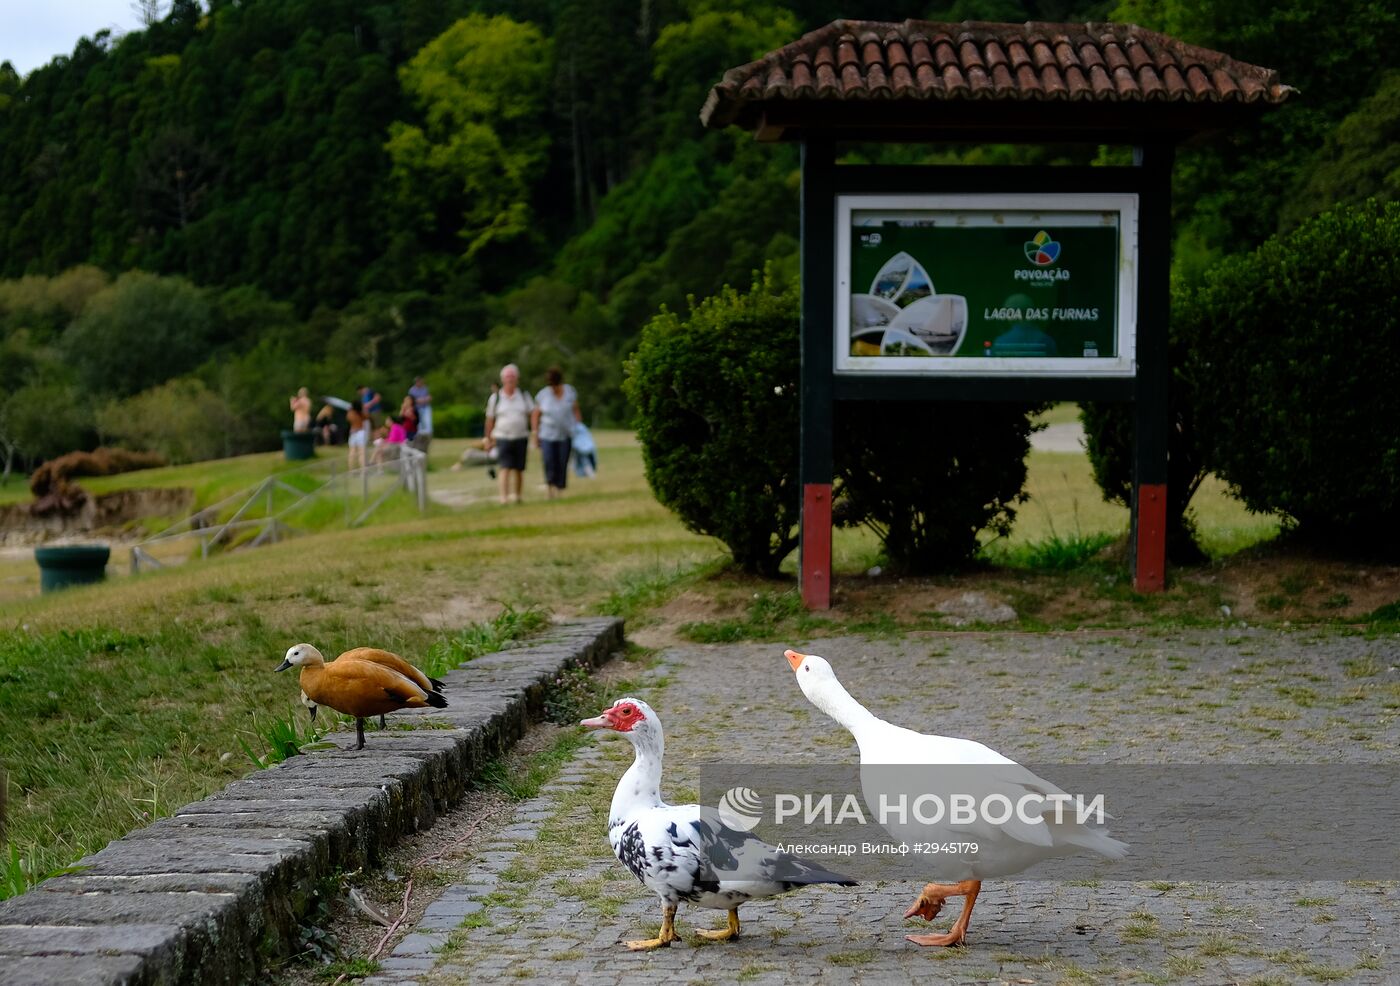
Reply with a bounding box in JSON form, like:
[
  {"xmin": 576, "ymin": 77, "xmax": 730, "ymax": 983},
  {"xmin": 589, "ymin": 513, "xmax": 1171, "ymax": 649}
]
[{"xmin": 833, "ymin": 192, "xmax": 1140, "ymax": 377}]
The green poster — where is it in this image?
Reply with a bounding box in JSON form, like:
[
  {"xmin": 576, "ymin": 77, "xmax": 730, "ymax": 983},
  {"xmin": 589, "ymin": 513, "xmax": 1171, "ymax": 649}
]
[{"xmin": 847, "ymin": 210, "xmax": 1122, "ymax": 361}]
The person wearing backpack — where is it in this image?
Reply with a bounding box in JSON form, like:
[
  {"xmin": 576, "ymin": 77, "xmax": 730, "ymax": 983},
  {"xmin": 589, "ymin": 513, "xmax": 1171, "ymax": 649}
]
[{"xmin": 484, "ymin": 364, "xmax": 534, "ymax": 504}]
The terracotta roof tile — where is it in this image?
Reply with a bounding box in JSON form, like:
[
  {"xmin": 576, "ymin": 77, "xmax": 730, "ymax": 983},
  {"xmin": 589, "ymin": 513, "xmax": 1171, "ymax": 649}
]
[
  {"xmin": 1064, "ymin": 64, "xmax": 1091, "ymax": 99},
  {"xmin": 1052, "ymin": 36, "xmax": 1081, "ymax": 70},
  {"xmin": 702, "ymin": 18, "xmax": 1294, "ymax": 132}
]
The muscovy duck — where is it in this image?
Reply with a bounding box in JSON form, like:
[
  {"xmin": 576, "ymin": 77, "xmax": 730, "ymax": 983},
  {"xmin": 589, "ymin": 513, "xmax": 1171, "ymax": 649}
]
[{"xmin": 582, "ymin": 697, "xmax": 856, "ymax": 950}]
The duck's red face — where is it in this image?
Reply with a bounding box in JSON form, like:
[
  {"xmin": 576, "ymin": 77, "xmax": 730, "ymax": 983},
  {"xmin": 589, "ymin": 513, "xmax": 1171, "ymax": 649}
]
[{"xmin": 580, "ymin": 700, "xmax": 646, "ymax": 732}]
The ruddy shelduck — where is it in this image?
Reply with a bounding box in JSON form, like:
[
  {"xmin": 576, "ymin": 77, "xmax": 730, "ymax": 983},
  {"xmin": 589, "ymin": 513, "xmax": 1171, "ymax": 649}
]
[{"xmin": 276, "ymin": 644, "xmax": 447, "ymax": 749}]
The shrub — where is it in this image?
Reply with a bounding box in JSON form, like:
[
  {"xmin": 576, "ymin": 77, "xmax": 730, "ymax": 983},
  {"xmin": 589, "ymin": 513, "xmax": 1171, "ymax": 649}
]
[
  {"xmin": 1183, "ymin": 199, "xmax": 1400, "ymax": 549},
  {"xmin": 28, "ymin": 446, "xmax": 167, "ymax": 498},
  {"xmin": 103, "ymin": 378, "xmax": 233, "ymax": 464},
  {"xmin": 1079, "ymin": 302, "xmax": 1210, "ymax": 563},
  {"xmin": 27, "ymin": 446, "xmax": 166, "ymax": 517},
  {"xmin": 627, "ymin": 268, "xmax": 1045, "ymax": 575},
  {"xmin": 625, "ymin": 268, "xmax": 801, "ymax": 575},
  {"xmin": 836, "ymin": 400, "xmax": 1043, "ymax": 573},
  {"xmin": 432, "ymin": 403, "xmax": 484, "ymax": 438}
]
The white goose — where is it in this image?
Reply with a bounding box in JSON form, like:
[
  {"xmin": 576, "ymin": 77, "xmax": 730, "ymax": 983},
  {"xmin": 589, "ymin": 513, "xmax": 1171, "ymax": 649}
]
[
  {"xmin": 784, "ymin": 649, "xmax": 1127, "ymax": 947},
  {"xmin": 582, "ymin": 697, "xmax": 855, "ymax": 950}
]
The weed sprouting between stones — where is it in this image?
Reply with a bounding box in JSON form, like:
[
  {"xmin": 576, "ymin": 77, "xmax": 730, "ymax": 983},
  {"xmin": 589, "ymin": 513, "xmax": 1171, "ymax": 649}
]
[
  {"xmin": 421, "ymin": 605, "xmax": 550, "ymax": 680},
  {"xmin": 238, "ymin": 711, "xmax": 325, "ymax": 769},
  {"xmin": 0, "ymin": 842, "xmax": 84, "ymax": 901}
]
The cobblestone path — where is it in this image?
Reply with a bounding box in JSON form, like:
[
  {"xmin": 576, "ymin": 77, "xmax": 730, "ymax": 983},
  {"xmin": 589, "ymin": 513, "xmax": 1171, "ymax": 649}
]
[{"xmin": 367, "ymin": 629, "xmax": 1398, "ymax": 985}]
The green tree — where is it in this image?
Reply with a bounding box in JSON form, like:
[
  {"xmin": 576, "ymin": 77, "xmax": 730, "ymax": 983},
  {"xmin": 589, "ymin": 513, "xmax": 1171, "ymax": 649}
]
[
  {"xmin": 651, "ymin": 7, "xmax": 800, "ymax": 145},
  {"xmin": 102, "ymin": 377, "xmax": 233, "ymax": 463},
  {"xmin": 64, "ymin": 271, "xmax": 214, "ymax": 398},
  {"xmin": 1113, "ymin": 0, "xmax": 1400, "ymax": 255},
  {"xmin": 1284, "ymin": 72, "xmax": 1400, "ymax": 229},
  {"xmin": 0, "ymin": 383, "xmax": 94, "ymax": 466},
  {"xmin": 386, "ymin": 15, "xmax": 553, "ymax": 273}
]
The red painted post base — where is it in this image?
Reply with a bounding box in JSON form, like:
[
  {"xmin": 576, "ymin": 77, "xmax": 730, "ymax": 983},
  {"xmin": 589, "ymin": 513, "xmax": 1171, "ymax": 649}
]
[
  {"xmin": 1134, "ymin": 482, "xmax": 1167, "ymax": 592},
  {"xmin": 801, "ymin": 483, "xmax": 833, "ymax": 610}
]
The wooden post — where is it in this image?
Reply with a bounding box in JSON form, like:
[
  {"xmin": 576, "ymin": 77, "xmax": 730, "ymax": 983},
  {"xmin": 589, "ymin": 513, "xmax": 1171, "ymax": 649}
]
[
  {"xmin": 1132, "ymin": 143, "xmax": 1173, "ymax": 592},
  {"xmin": 800, "ymin": 139, "xmax": 836, "ymax": 610}
]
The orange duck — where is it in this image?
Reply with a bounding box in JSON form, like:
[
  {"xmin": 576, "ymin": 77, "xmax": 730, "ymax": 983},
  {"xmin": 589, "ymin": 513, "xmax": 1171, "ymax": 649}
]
[{"xmin": 276, "ymin": 644, "xmax": 447, "ymax": 749}]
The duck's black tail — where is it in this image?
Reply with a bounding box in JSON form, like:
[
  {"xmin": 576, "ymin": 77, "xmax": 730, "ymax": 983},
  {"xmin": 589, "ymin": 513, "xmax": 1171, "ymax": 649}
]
[
  {"xmin": 426, "ymin": 691, "xmax": 448, "ymax": 708},
  {"xmin": 429, "ymin": 676, "xmax": 446, "ymax": 691}
]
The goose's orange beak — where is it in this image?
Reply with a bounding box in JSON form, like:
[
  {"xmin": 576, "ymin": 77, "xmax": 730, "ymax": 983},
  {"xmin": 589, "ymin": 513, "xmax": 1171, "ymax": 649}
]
[{"xmin": 784, "ymin": 649, "xmax": 806, "ymax": 672}]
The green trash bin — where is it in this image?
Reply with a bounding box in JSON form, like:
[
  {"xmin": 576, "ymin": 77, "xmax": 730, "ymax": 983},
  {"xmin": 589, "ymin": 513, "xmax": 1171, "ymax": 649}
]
[
  {"xmin": 281, "ymin": 429, "xmax": 316, "ymax": 461},
  {"xmin": 35, "ymin": 545, "xmax": 111, "ymax": 593}
]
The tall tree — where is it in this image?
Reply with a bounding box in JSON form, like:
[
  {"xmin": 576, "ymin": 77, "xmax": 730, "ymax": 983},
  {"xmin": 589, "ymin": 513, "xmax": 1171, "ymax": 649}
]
[{"xmin": 385, "ymin": 14, "xmax": 553, "ymax": 282}]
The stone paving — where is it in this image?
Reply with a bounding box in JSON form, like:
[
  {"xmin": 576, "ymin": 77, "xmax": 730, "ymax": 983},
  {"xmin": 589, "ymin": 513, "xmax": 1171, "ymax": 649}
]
[{"xmin": 366, "ymin": 628, "xmax": 1400, "ymax": 985}]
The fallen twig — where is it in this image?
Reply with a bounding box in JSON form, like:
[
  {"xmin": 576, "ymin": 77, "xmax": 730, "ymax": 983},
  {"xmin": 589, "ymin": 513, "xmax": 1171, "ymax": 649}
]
[{"xmin": 413, "ymin": 806, "xmax": 505, "ymax": 868}]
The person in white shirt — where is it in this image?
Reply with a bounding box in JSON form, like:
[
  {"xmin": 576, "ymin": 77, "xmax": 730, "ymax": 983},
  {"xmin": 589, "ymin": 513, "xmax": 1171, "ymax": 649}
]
[
  {"xmin": 484, "ymin": 364, "xmax": 535, "ymax": 504},
  {"xmin": 531, "ymin": 366, "xmax": 582, "ymax": 498}
]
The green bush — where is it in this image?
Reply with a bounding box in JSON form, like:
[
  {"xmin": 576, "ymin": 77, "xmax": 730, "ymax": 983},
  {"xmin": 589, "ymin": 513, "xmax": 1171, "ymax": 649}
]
[
  {"xmin": 102, "ymin": 378, "xmax": 233, "ymax": 463},
  {"xmin": 1079, "ymin": 293, "xmax": 1210, "ymax": 563},
  {"xmin": 1183, "ymin": 200, "xmax": 1400, "ymax": 548},
  {"xmin": 432, "ymin": 403, "xmax": 485, "ymax": 438},
  {"xmin": 836, "ymin": 400, "xmax": 1043, "ymax": 573},
  {"xmin": 625, "ymin": 268, "xmax": 801, "ymax": 575},
  {"xmin": 627, "ymin": 268, "xmax": 1044, "ymax": 575}
]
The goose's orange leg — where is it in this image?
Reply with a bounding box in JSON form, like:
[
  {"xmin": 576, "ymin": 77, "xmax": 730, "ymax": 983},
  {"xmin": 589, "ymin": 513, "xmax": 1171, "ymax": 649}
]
[{"xmin": 904, "ymin": 879, "xmax": 981, "ymax": 947}]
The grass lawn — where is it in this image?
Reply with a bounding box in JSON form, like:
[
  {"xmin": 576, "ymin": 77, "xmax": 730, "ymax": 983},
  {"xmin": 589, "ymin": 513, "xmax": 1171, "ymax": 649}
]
[
  {"xmin": 0, "ymin": 431, "xmax": 721, "ymax": 892},
  {"xmin": 0, "ymin": 422, "xmax": 1345, "ymax": 898}
]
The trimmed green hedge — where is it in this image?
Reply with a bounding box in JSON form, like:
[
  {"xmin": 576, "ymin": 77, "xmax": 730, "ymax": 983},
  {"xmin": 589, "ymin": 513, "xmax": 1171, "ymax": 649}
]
[
  {"xmin": 625, "ymin": 270, "xmax": 801, "ymax": 575},
  {"xmin": 1183, "ymin": 199, "xmax": 1400, "ymax": 548},
  {"xmin": 1082, "ymin": 199, "xmax": 1400, "ymax": 556},
  {"xmin": 836, "ymin": 399, "xmax": 1042, "ymax": 572},
  {"xmin": 626, "ymin": 268, "xmax": 1043, "ymax": 575}
]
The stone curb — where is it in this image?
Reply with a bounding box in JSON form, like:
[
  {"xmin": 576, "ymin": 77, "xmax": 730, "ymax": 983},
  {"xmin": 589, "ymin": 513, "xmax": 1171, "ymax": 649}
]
[{"xmin": 0, "ymin": 618, "xmax": 624, "ymax": 986}]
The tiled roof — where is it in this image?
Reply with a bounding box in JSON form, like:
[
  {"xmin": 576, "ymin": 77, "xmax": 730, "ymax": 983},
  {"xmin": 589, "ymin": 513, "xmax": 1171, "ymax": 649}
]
[{"xmin": 701, "ymin": 20, "xmax": 1294, "ymax": 136}]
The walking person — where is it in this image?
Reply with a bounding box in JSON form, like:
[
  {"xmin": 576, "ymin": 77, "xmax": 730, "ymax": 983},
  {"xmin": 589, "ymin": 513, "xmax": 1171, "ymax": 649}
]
[
  {"xmin": 484, "ymin": 364, "xmax": 534, "ymax": 504},
  {"xmin": 532, "ymin": 366, "xmax": 581, "ymax": 499},
  {"xmin": 346, "ymin": 399, "xmax": 369, "ymax": 471}
]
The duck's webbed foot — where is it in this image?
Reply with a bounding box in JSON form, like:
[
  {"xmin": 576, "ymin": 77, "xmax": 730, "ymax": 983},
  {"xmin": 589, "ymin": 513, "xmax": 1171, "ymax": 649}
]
[
  {"xmin": 904, "ymin": 879, "xmax": 981, "ymax": 948},
  {"xmin": 624, "ymin": 903, "xmax": 678, "ymax": 951},
  {"xmin": 695, "ymin": 909, "xmax": 740, "ymax": 942}
]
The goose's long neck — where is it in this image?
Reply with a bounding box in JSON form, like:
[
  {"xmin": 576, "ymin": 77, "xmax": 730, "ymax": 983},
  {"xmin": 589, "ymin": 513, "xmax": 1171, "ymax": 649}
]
[
  {"xmin": 611, "ymin": 728, "xmax": 664, "ymax": 824},
  {"xmin": 810, "ymin": 676, "xmax": 883, "ymax": 743}
]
